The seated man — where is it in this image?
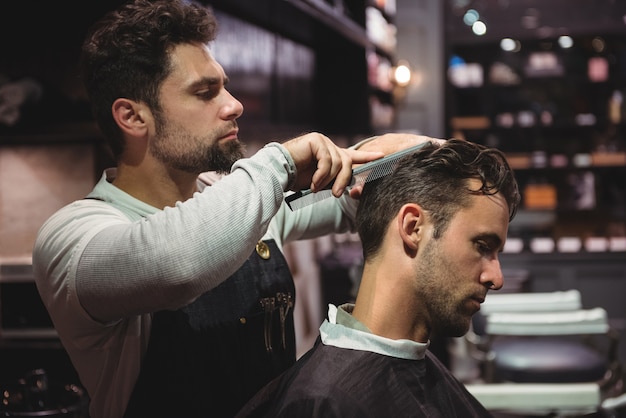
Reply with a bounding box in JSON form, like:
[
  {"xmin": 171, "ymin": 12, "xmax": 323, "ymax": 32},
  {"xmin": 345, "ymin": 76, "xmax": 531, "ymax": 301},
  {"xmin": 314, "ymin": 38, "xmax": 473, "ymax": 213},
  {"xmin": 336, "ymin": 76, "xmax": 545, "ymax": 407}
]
[{"xmin": 236, "ymin": 139, "xmax": 521, "ymax": 417}]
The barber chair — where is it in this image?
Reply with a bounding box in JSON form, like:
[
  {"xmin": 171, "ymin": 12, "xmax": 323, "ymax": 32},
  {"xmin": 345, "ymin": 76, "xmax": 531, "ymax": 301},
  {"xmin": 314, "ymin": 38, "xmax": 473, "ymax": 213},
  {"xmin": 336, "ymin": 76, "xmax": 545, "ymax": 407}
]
[
  {"xmin": 464, "ymin": 290, "xmax": 625, "ymax": 417},
  {"xmin": 465, "ymin": 290, "xmax": 584, "ymax": 366}
]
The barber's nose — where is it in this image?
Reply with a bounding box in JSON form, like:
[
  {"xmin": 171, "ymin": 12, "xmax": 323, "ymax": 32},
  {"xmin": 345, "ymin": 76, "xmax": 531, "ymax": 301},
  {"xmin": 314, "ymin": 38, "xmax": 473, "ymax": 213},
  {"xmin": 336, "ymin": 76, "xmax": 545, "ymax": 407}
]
[{"xmin": 222, "ymin": 90, "xmax": 244, "ymax": 120}]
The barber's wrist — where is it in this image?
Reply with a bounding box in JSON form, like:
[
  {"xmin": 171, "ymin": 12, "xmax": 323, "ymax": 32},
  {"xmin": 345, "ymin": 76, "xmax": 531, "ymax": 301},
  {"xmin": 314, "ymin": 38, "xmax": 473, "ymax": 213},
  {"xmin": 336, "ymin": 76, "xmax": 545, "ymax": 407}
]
[{"xmin": 263, "ymin": 142, "xmax": 297, "ymax": 191}]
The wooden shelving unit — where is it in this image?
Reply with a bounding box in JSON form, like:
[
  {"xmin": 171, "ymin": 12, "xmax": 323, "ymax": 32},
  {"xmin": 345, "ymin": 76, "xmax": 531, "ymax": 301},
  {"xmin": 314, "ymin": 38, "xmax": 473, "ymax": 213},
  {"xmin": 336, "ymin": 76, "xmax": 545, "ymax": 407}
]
[{"xmin": 445, "ymin": 35, "xmax": 626, "ymax": 244}]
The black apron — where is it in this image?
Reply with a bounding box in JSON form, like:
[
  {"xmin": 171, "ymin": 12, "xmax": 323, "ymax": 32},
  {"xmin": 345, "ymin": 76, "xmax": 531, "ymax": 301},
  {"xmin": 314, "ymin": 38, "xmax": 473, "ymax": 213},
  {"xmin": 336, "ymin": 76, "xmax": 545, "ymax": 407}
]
[{"xmin": 123, "ymin": 239, "xmax": 296, "ymax": 418}]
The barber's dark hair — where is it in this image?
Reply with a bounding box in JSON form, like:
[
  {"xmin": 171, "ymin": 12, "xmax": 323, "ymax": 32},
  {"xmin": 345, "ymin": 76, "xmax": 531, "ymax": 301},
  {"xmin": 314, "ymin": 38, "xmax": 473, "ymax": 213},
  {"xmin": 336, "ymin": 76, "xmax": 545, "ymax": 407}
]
[
  {"xmin": 80, "ymin": 0, "xmax": 218, "ymax": 159},
  {"xmin": 356, "ymin": 139, "xmax": 520, "ymax": 260}
]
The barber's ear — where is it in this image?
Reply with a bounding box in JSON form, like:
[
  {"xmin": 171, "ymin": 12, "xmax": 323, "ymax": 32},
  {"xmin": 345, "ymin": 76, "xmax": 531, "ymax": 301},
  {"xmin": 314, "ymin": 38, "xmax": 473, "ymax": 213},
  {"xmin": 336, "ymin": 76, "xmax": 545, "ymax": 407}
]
[
  {"xmin": 398, "ymin": 203, "xmax": 423, "ymax": 250},
  {"xmin": 112, "ymin": 98, "xmax": 151, "ymax": 137}
]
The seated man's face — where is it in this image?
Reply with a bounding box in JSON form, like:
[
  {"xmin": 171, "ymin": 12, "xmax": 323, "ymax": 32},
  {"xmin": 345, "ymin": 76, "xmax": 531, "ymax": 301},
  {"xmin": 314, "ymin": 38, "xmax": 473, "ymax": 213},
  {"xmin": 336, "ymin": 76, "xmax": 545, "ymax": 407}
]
[{"xmin": 413, "ymin": 182, "xmax": 509, "ymax": 337}]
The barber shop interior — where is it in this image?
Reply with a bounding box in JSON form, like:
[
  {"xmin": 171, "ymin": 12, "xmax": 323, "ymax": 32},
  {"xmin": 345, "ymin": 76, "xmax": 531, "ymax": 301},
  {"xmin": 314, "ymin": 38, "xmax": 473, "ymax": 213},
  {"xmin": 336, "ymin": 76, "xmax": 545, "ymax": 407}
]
[{"xmin": 1, "ymin": 0, "xmax": 625, "ymax": 416}]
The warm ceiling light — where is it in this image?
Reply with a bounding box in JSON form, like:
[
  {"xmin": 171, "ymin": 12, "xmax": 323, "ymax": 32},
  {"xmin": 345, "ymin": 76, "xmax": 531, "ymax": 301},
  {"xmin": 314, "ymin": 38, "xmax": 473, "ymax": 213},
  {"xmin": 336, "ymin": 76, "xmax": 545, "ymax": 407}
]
[{"xmin": 392, "ymin": 61, "xmax": 412, "ymax": 86}]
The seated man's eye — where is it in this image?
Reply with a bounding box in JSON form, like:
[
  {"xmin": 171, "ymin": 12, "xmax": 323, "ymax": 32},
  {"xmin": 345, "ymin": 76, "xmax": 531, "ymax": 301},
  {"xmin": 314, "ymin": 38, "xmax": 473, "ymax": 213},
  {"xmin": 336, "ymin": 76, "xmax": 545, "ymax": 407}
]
[
  {"xmin": 198, "ymin": 90, "xmax": 214, "ymax": 99},
  {"xmin": 477, "ymin": 241, "xmax": 491, "ymax": 253}
]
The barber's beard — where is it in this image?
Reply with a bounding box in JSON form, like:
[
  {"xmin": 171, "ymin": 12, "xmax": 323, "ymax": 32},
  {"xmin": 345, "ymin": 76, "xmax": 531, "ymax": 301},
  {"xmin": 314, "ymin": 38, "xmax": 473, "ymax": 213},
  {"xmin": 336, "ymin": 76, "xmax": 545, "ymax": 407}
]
[
  {"xmin": 151, "ymin": 119, "xmax": 245, "ymax": 174},
  {"xmin": 204, "ymin": 139, "xmax": 245, "ymax": 174}
]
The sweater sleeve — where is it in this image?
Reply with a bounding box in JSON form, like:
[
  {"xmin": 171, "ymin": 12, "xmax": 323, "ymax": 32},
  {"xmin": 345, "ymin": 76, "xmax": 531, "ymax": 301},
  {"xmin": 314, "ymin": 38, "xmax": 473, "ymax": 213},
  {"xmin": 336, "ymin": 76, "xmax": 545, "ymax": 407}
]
[{"xmin": 33, "ymin": 143, "xmax": 295, "ymax": 323}]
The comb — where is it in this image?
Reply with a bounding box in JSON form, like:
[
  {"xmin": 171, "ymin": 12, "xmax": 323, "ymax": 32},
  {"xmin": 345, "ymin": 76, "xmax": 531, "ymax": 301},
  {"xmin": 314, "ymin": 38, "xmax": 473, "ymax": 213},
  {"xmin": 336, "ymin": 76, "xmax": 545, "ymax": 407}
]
[{"xmin": 285, "ymin": 141, "xmax": 429, "ymax": 210}]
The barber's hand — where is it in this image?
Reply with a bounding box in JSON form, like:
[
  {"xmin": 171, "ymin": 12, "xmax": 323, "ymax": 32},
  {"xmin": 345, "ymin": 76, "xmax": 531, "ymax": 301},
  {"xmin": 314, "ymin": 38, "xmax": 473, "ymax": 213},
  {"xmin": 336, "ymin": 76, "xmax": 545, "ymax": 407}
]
[
  {"xmin": 348, "ymin": 133, "xmax": 447, "ymax": 199},
  {"xmin": 282, "ymin": 132, "xmax": 383, "ymax": 197}
]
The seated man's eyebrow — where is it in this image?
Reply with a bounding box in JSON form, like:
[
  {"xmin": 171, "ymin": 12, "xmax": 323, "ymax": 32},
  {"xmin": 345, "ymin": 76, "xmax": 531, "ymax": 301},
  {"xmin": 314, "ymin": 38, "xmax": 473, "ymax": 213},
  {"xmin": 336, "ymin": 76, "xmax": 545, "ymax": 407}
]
[{"xmin": 189, "ymin": 75, "xmax": 228, "ymax": 90}]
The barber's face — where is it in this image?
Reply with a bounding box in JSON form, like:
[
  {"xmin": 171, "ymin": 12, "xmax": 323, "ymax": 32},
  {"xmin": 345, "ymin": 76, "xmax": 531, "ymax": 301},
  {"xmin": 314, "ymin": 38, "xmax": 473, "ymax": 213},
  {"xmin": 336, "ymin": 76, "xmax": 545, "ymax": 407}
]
[
  {"xmin": 415, "ymin": 185, "xmax": 509, "ymax": 337},
  {"xmin": 151, "ymin": 43, "xmax": 245, "ymax": 174}
]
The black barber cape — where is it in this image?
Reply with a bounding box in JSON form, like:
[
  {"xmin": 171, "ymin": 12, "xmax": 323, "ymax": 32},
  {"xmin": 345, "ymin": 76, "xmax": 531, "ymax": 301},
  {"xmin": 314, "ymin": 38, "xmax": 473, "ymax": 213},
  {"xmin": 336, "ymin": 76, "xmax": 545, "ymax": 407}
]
[{"xmin": 236, "ymin": 337, "xmax": 493, "ymax": 418}]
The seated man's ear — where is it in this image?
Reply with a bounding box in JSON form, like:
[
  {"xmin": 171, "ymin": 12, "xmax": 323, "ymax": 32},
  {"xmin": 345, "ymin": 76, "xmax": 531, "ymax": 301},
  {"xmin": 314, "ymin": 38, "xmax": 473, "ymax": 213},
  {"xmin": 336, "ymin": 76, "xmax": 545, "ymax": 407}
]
[{"xmin": 398, "ymin": 203, "xmax": 424, "ymax": 251}]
